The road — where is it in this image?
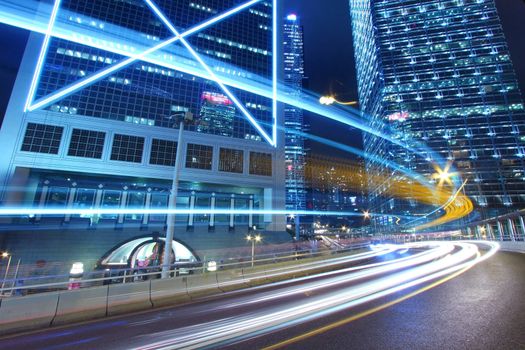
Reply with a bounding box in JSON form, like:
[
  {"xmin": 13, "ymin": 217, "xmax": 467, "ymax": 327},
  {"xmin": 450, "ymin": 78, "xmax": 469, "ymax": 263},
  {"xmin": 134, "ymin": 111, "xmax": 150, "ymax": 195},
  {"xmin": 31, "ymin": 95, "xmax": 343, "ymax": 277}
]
[{"xmin": 0, "ymin": 242, "xmax": 523, "ymax": 350}]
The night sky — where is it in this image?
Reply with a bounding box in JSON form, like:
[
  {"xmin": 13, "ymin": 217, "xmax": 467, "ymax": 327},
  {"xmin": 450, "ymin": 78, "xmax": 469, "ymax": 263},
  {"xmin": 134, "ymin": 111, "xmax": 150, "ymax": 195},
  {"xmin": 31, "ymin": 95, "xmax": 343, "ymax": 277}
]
[{"xmin": 0, "ymin": 1, "xmax": 524, "ymax": 156}]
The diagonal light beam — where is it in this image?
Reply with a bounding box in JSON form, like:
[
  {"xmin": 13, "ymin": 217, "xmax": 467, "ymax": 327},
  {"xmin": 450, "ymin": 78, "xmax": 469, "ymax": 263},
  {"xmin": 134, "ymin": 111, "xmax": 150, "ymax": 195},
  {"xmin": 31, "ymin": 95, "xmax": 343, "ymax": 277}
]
[
  {"xmin": 27, "ymin": 0, "xmax": 264, "ymax": 113},
  {"xmin": 24, "ymin": 0, "xmax": 62, "ymax": 111},
  {"xmin": 144, "ymin": 0, "xmax": 276, "ymax": 146}
]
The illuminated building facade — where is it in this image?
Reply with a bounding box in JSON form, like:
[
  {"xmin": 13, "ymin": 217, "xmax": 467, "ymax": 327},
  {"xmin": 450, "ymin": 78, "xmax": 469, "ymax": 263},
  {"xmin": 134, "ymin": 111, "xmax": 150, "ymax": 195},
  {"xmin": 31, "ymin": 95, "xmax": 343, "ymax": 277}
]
[
  {"xmin": 197, "ymin": 91, "xmax": 235, "ymax": 137},
  {"xmin": 0, "ymin": 0, "xmax": 287, "ymax": 267},
  {"xmin": 283, "ymin": 14, "xmax": 307, "ymax": 214},
  {"xmin": 350, "ymin": 0, "xmax": 525, "ymax": 227},
  {"xmin": 305, "ymin": 154, "xmax": 367, "ymax": 227}
]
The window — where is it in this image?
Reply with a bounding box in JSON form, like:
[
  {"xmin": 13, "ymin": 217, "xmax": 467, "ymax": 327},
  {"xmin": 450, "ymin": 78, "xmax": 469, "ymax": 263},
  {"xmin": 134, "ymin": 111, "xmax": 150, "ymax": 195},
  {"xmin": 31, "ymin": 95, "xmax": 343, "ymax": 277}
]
[
  {"xmin": 219, "ymin": 148, "xmax": 243, "ymax": 173},
  {"xmin": 21, "ymin": 123, "xmax": 63, "ymax": 154},
  {"xmin": 68, "ymin": 128, "xmax": 105, "ymax": 158},
  {"xmin": 150, "ymin": 138, "xmax": 177, "ymax": 166},
  {"xmin": 186, "ymin": 143, "xmax": 213, "ymax": 170},
  {"xmin": 73, "ymin": 188, "xmax": 95, "ymax": 217},
  {"xmin": 125, "ymin": 191, "xmax": 145, "ymax": 221},
  {"xmin": 110, "ymin": 134, "xmax": 144, "ymax": 163},
  {"xmin": 149, "ymin": 193, "xmax": 168, "ymax": 222},
  {"xmin": 46, "ymin": 187, "xmax": 69, "ymax": 207},
  {"xmin": 249, "ymin": 152, "xmax": 272, "ymax": 176},
  {"xmin": 100, "ymin": 190, "xmax": 121, "ymax": 219}
]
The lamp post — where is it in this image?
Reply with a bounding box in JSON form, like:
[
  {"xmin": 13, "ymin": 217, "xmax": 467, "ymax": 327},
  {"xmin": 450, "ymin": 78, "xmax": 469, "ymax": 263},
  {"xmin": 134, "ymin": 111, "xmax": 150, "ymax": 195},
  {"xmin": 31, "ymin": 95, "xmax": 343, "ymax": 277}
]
[
  {"xmin": 1, "ymin": 251, "xmax": 12, "ymax": 293},
  {"xmin": 246, "ymin": 234, "xmax": 261, "ymax": 267},
  {"xmin": 162, "ymin": 111, "xmax": 193, "ymax": 279}
]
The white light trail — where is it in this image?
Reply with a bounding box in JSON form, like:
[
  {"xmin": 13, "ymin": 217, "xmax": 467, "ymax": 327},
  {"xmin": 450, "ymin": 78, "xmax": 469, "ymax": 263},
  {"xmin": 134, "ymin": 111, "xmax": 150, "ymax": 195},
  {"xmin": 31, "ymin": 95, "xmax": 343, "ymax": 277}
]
[
  {"xmin": 0, "ymin": 207, "xmax": 408, "ymax": 219},
  {"xmin": 130, "ymin": 241, "xmax": 498, "ymax": 350}
]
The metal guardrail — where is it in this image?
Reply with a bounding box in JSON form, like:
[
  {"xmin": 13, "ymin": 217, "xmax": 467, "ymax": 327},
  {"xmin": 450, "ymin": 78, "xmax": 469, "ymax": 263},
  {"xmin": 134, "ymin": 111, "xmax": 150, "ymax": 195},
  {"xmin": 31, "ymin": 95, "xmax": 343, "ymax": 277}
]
[{"xmin": 0, "ymin": 243, "xmax": 371, "ymax": 297}]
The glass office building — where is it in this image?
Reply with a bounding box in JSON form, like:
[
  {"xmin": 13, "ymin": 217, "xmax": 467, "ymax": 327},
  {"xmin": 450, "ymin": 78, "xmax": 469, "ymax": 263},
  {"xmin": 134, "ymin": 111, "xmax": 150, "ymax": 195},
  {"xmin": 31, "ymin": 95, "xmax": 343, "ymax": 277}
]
[
  {"xmin": 0, "ymin": 0, "xmax": 287, "ymax": 266},
  {"xmin": 283, "ymin": 14, "xmax": 307, "ymax": 213},
  {"xmin": 350, "ymin": 0, "xmax": 525, "ymax": 227}
]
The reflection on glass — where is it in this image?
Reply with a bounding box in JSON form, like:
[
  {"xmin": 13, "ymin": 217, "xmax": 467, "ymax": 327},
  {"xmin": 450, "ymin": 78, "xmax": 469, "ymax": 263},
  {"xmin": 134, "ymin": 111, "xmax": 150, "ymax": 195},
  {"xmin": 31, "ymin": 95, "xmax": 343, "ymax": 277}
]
[
  {"xmin": 73, "ymin": 188, "xmax": 95, "ymax": 218},
  {"xmin": 215, "ymin": 196, "xmax": 230, "ymax": 224},
  {"xmin": 101, "ymin": 190, "xmax": 121, "ymax": 219},
  {"xmin": 235, "ymin": 197, "xmax": 249, "ymax": 224},
  {"xmin": 194, "ymin": 195, "xmax": 210, "ymax": 225},
  {"xmin": 150, "ymin": 193, "xmax": 168, "ymax": 222},
  {"xmin": 46, "ymin": 186, "xmax": 69, "ymax": 207},
  {"xmin": 175, "ymin": 196, "xmax": 189, "ymax": 224},
  {"xmin": 126, "ymin": 191, "xmax": 145, "ymax": 221}
]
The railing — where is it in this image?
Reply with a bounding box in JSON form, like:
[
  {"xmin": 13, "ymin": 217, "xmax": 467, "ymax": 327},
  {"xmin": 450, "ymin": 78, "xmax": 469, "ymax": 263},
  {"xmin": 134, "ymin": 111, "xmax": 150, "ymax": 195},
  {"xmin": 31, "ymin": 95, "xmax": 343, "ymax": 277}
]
[{"xmin": 0, "ymin": 242, "xmax": 370, "ymax": 297}]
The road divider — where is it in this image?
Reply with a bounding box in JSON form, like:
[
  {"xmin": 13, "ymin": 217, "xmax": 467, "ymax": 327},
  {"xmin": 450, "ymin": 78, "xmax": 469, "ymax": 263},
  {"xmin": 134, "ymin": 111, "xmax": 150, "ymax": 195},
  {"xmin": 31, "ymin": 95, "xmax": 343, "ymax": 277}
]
[{"xmin": 0, "ymin": 243, "xmax": 378, "ymax": 336}]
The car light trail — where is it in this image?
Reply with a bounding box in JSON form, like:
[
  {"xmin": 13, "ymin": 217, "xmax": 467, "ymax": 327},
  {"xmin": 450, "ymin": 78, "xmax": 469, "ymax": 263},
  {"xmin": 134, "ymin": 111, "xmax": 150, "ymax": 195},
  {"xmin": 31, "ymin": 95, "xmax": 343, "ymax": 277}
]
[
  {"xmin": 213, "ymin": 243, "xmax": 454, "ymax": 309},
  {"xmin": 128, "ymin": 241, "xmax": 498, "ymax": 350}
]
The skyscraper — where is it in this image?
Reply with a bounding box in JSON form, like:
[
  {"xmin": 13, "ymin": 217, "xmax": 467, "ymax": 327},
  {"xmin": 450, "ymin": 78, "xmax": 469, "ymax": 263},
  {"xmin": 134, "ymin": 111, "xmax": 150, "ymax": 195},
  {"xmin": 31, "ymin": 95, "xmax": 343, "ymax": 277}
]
[
  {"xmin": 0, "ymin": 0, "xmax": 287, "ymax": 267},
  {"xmin": 197, "ymin": 91, "xmax": 235, "ymax": 137},
  {"xmin": 305, "ymin": 154, "xmax": 366, "ymax": 228},
  {"xmin": 350, "ymin": 0, "xmax": 525, "ymax": 228},
  {"xmin": 283, "ymin": 14, "xmax": 307, "ymax": 222}
]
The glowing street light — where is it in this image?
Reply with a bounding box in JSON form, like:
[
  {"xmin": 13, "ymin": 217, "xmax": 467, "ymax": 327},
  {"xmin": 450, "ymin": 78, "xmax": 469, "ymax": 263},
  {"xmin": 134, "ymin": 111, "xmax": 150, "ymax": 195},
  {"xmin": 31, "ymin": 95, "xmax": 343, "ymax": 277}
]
[
  {"xmin": 432, "ymin": 162, "xmax": 457, "ymax": 187},
  {"xmin": 319, "ymin": 95, "xmax": 358, "ymax": 106},
  {"xmin": 1, "ymin": 251, "xmax": 12, "ymax": 293},
  {"xmin": 246, "ymin": 234, "xmax": 262, "ymax": 267},
  {"xmin": 363, "ymin": 211, "xmax": 370, "ymax": 219}
]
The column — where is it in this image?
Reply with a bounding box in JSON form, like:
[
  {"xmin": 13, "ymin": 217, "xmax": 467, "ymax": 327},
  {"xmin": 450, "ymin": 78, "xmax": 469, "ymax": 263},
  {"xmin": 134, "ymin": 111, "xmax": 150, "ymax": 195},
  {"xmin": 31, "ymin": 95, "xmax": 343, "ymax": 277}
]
[
  {"xmin": 142, "ymin": 188, "xmax": 152, "ymax": 227},
  {"xmin": 63, "ymin": 182, "xmax": 77, "ymax": 223},
  {"xmin": 229, "ymin": 194, "xmax": 235, "ymax": 232},
  {"xmin": 117, "ymin": 186, "xmax": 128, "ymax": 225},
  {"xmin": 496, "ymin": 221, "xmax": 504, "ymax": 241},
  {"xmin": 519, "ymin": 216, "xmax": 525, "ymax": 241},
  {"xmin": 35, "ymin": 180, "xmax": 50, "ymax": 222},
  {"xmin": 466, "ymin": 227, "xmax": 472, "ymax": 239},
  {"xmin": 91, "ymin": 184, "xmax": 104, "ymax": 226},
  {"xmin": 248, "ymin": 195, "xmax": 254, "ymax": 230},
  {"xmin": 263, "ymin": 188, "xmax": 272, "ymax": 225},
  {"xmin": 486, "ymin": 223, "xmax": 494, "ymax": 241},
  {"xmin": 475, "ymin": 226, "xmax": 482, "ymax": 239},
  {"xmin": 209, "ymin": 193, "xmax": 216, "ymax": 232},
  {"xmin": 187, "ymin": 191, "xmax": 195, "ymax": 231},
  {"xmin": 507, "ymin": 218, "xmax": 516, "ymax": 242}
]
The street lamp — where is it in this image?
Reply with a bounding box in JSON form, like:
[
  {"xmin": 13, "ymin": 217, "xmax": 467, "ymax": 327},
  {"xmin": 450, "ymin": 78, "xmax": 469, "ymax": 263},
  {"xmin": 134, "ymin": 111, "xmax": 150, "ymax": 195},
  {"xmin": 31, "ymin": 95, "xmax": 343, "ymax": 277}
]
[
  {"xmin": 319, "ymin": 95, "xmax": 358, "ymax": 106},
  {"xmin": 363, "ymin": 210, "xmax": 370, "ymax": 219},
  {"xmin": 246, "ymin": 234, "xmax": 262, "ymax": 267},
  {"xmin": 1, "ymin": 251, "xmax": 12, "ymax": 293},
  {"xmin": 432, "ymin": 162, "xmax": 456, "ymax": 187},
  {"xmin": 162, "ymin": 111, "xmax": 194, "ymax": 279}
]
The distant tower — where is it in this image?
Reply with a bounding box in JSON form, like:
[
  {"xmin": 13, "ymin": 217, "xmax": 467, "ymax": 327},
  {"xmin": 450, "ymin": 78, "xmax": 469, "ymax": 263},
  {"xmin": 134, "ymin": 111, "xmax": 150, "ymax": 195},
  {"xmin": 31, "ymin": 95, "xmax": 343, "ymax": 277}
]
[
  {"xmin": 283, "ymin": 13, "xmax": 307, "ymax": 233},
  {"xmin": 350, "ymin": 0, "xmax": 525, "ymax": 229},
  {"xmin": 197, "ymin": 91, "xmax": 235, "ymax": 137}
]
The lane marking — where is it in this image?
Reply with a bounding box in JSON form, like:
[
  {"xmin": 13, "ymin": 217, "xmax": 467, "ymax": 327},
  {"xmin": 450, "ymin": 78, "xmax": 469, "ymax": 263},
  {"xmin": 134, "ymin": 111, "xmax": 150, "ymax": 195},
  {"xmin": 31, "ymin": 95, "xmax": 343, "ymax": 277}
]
[{"xmin": 263, "ymin": 265, "xmax": 473, "ymax": 350}]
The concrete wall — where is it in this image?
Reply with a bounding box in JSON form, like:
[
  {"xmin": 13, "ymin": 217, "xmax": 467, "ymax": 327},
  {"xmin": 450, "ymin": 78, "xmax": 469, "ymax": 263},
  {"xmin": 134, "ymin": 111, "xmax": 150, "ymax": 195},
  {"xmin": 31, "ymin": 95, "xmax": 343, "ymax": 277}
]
[
  {"xmin": 0, "ymin": 248, "xmax": 358, "ymax": 336},
  {"xmin": 498, "ymin": 241, "xmax": 525, "ymax": 254}
]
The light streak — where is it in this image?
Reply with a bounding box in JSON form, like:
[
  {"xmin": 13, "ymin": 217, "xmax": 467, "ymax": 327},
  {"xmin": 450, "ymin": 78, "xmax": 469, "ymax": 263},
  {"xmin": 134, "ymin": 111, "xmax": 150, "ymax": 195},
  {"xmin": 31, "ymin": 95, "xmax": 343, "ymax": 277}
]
[
  {"xmin": 131, "ymin": 242, "xmax": 498, "ymax": 350},
  {"xmin": 263, "ymin": 264, "xmax": 472, "ymax": 350},
  {"xmin": 143, "ymin": 0, "xmax": 276, "ymax": 146},
  {"xmin": 272, "ymin": 0, "xmax": 278, "ymax": 145},
  {"xmin": 0, "ymin": 0, "xmax": 468, "ymax": 227},
  {"xmin": 24, "ymin": 0, "xmax": 62, "ymax": 111},
  {"xmin": 0, "ymin": 0, "xmax": 433, "ymax": 157},
  {"xmin": 0, "ymin": 207, "xmax": 409, "ymax": 218},
  {"xmin": 24, "ymin": 0, "xmax": 278, "ymax": 145}
]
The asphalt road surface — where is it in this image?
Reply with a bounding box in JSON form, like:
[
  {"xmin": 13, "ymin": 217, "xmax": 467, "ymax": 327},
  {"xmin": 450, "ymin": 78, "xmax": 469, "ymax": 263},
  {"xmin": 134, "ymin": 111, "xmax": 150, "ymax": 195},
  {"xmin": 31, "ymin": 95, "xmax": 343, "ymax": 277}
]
[{"xmin": 0, "ymin": 243, "xmax": 523, "ymax": 350}]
